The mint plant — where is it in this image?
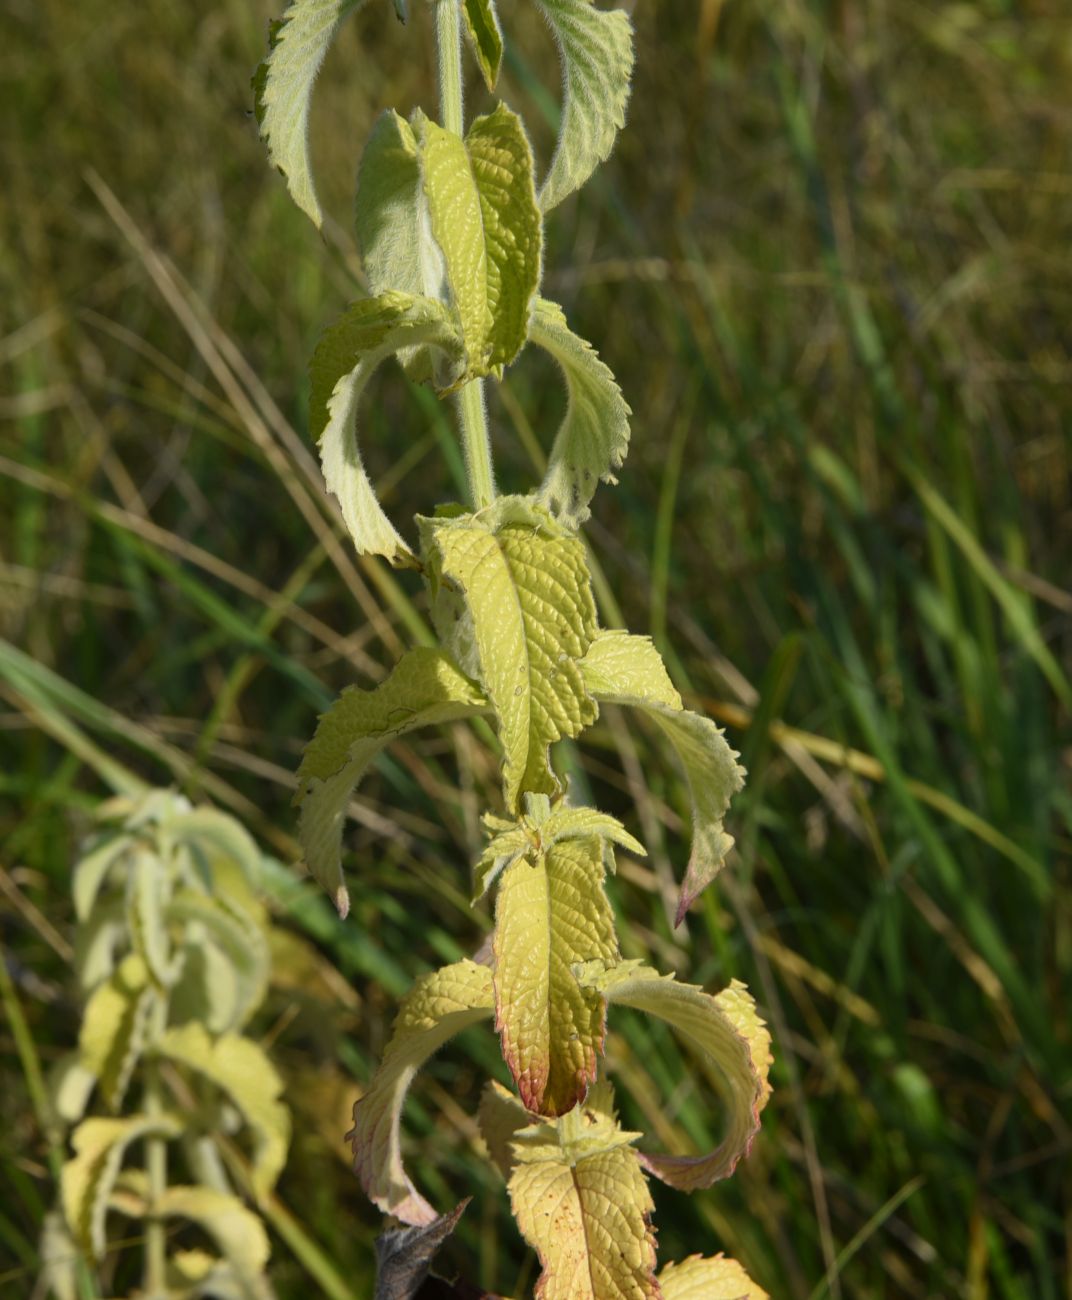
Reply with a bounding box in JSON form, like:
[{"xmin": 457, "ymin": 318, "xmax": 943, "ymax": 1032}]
[
  {"xmin": 256, "ymin": 2, "xmax": 772, "ymax": 1293},
  {"xmin": 51, "ymin": 792, "xmax": 289, "ymax": 1299}
]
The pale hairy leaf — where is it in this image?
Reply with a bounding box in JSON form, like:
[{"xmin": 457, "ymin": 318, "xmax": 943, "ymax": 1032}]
[
  {"xmin": 461, "ymin": 0, "xmax": 504, "ymax": 90},
  {"xmin": 78, "ymin": 953, "xmax": 153, "ymax": 1112},
  {"xmin": 167, "ymin": 893, "xmax": 270, "ymax": 1030},
  {"xmin": 473, "ymin": 825, "xmax": 530, "ymax": 901},
  {"xmin": 658, "ymin": 1254, "xmax": 769, "ymax": 1300},
  {"xmin": 126, "ymin": 849, "xmax": 178, "ymax": 988},
  {"xmin": 38, "ymin": 1210, "xmax": 78, "ymax": 1300},
  {"xmin": 577, "ymin": 963, "xmax": 772, "ymax": 1189},
  {"xmin": 50, "ymin": 1054, "xmax": 98, "ymax": 1127},
  {"xmin": 348, "ymin": 959, "xmax": 494, "ymax": 1225},
  {"xmin": 296, "ymin": 646, "xmax": 488, "ymax": 915},
  {"xmin": 535, "ymin": 0, "xmax": 635, "ymax": 212},
  {"xmin": 72, "ymin": 835, "xmax": 130, "ymax": 923},
  {"xmin": 167, "ymin": 807, "xmax": 263, "ymax": 891},
  {"xmin": 418, "ymin": 106, "xmax": 542, "ymax": 373},
  {"xmin": 508, "ymin": 1084, "xmax": 658, "ymax": 1299},
  {"xmin": 477, "ymin": 1079, "xmax": 531, "ymax": 1180},
  {"xmin": 421, "ymin": 501, "xmax": 598, "ymax": 810},
  {"xmin": 158, "ymin": 1186, "xmax": 272, "ymax": 1284},
  {"xmin": 309, "ymin": 291, "xmax": 464, "ymax": 562},
  {"xmin": 158, "ymin": 1023, "xmax": 290, "ymax": 1200},
  {"xmin": 73, "ymin": 900, "xmax": 125, "ymax": 992},
  {"xmin": 356, "ymin": 111, "xmax": 447, "ymax": 315},
  {"xmin": 531, "ymin": 299, "xmax": 631, "ymax": 527},
  {"xmin": 580, "ymin": 631, "xmax": 745, "ymax": 923},
  {"xmin": 253, "ymin": 0, "xmax": 366, "ymax": 227},
  {"xmin": 494, "ymin": 837, "xmax": 618, "ymax": 1115},
  {"xmin": 62, "ymin": 1113, "xmax": 181, "ymax": 1259}
]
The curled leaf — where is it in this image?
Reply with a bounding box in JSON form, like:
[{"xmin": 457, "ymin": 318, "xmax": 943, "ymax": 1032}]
[
  {"xmin": 535, "ymin": 0, "xmax": 635, "ymax": 212},
  {"xmin": 461, "ymin": 0, "xmax": 504, "ymax": 90},
  {"xmin": 310, "ymin": 291, "xmax": 464, "ymax": 562},
  {"xmin": 581, "ymin": 631, "xmax": 745, "ymax": 924},
  {"xmin": 296, "ymin": 646, "xmax": 488, "ymax": 915},
  {"xmin": 77, "ymin": 954, "xmax": 153, "ymax": 1112},
  {"xmin": 577, "ymin": 962, "xmax": 772, "ymax": 1189},
  {"xmin": 253, "ymin": 0, "xmax": 367, "ymax": 228},
  {"xmin": 349, "ymin": 960, "xmax": 495, "ymax": 1224},
  {"xmin": 531, "ymin": 299, "xmax": 631, "ymax": 528}
]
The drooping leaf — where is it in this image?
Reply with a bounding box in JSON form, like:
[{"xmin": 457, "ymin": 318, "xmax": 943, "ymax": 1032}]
[
  {"xmin": 495, "ymin": 837, "xmax": 617, "ymax": 1115},
  {"xmin": 658, "ymin": 1254, "xmax": 769, "ymax": 1300},
  {"xmin": 374, "ymin": 1199, "xmax": 470, "ymax": 1300},
  {"xmin": 167, "ymin": 807, "xmax": 264, "ymax": 891},
  {"xmin": 73, "ymin": 900, "xmax": 125, "ymax": 992},
  {"xmin": 418, "ymin": 105, "xmax": 542, "ymax": 373},
  {"xmin": 309, "ymin": 291, "xmax": 464, "ymax": 562},
  {"xmin": 296, "ymin": 646, "xmax": 488, "ymax": 915},
  {"xmin": 253, "ymin": 0, "xmax": 367, "ymax": 227},
  {"xmin": 77, "ymin": 954, "xmax": 154, "ymax": 1112},
  {"xmin": 577, "ymin": 962, "xmax": 772, "ymax": 1189},
  {"xmin": 461, "ymin": 0, "xmax": 503, "ymax": 90},
  {"xmin": 421, "ymin": 500, "xmax": 598, "ymax": 810},
  {"xmin": 158, "ymin": 1023, "xmax": 290, "ymax": 1200},
  {"xmin": 581, "ymin": 631, "xmax": 745, "ymax": 923},
  {"xmin": 508, "ymin": 1084, "xmax": 659, "ymax": 1299},
  {"xmin": 62, "ymin": 1114, "xmax": 181, "ymax": 1259},
  {"xmin": 534, "ymin": 0, "xmax": 635, "ymax": 212},
  {"xmin": 348, "ymin": 960, "xmax": 494, "ymax": 1225},
  {"xmin": 530, "ymin": 299, "xmax": 631, "ymax": 528},
  {"xmin": 72, "ymin": 834, "xmax": 130, "ymax": 923},
  {"xmin": 126, "ymin": 849, "xmax": 178, "ymax": 988}
]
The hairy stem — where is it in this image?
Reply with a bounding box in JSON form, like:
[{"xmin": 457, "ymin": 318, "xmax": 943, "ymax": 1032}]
[{"xmin": 435, "ymin": 0, "xmax": 496, "ymax": 510}]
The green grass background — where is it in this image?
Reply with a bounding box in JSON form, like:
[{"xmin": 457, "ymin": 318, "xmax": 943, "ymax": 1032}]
[{"xmin": 2, "ymin": 0, "xmax": 1070, "ymax": 1296}]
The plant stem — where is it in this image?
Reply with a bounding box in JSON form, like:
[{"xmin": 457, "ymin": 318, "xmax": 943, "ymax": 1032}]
[
  {"xmin": 434, "ymin": 0, "xmax": 496, "ymax": 510},
  {"xmin": 144, "ymin": 1051, "xmax": 167, "ymax": 1297}
]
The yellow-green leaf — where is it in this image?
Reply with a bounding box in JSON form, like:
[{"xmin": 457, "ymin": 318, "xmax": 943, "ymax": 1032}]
[
  {"xmin": 253, "ymin": 0, "xmax": 367, "ymax": 228},
  {"xmin": 418, "ymin": 105, "xmax": 542, "ymax": 373},
  {"xmin": 494, "ymin": 837, "xmax": 618, "ymax": 1115},
  {"xmin": 296, "ymin": 646, "xmax": 488, "ymax": 915},
  {"xmin": 531, "ymin": 299, "xmax": 631, "ymax": 528},
  {"xmin": 348, "ymin": 959, "xmax": 494, "ymax": 1225},
  {"xmin": 78, "ymin": 953, "xmax": 153, "ymax": 1111},
  {"xmin": 309, "ymin": 291, "xmax": 464, "ymax": 561},
  {"xmin": 167, "ymin": 892, "xmax": 270, "ymax": 1030},
  {"xmin": 421, "ymin": 501, "xmax": 598, "ymax": 810},
  {"xmin": 658, "ymin": 1254, "xmax": 770, "ymax": 1300},
  {"xmin": 158, "ymin": 1185, "xmax": 272, "ymax": 1284},
  {"xmin": 462, "ymin": 0, "xmax": 504, "ymax": 90},
  {"xmin": 577, "ymin": 962, "xmax": 772, "ymax": 1189},
  {"xmin": 477, "ymin": 1079, "xmax": 531, "ymax": 1180},
  {"xmin": 508, "ymin": 1084, "xmax": 659, "ymax": 1299},
  {"xmin": 535, "ymin": 0, "xmax": 635, "ymax": 212},
  {"xmin": 158, "ymin": 1023, "xmax": 291, "ymax": 1201},
  {"xmin": 581, "ymin": 631, "xmax": 745, "ymax": 924},
  {"xmin": 62, "ymin": 1113, "xmax": 181, "ymax": 1260}
]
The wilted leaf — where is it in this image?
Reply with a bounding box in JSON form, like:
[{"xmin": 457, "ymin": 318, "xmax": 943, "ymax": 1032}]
[{"xmin": 374, "ymin": 1199, "xmax": 469, "ymax": 1300}]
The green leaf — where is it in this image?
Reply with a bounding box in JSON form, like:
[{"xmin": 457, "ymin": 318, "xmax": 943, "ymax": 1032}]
[
  {"xmin": 125, "ymin": 849, "xmax": 178, "ymax": 988},
  {"xmin": 577, "ymin": 962, "xmax": 772, "ymax": 1189},
  {"xmin": 530, "ymin": 299, "xmax": 631, "ymax": 527},
  {"xmin": 495, "ymin": 837, "xmax": 618, "ymax": 1115},
  {"xmin": 296, "ymin": 646, "xmax": 488, "ymax": 915},
  {"xmin": 658, "ymin": 1254, "xmax": 770, "ymax": 1300},
  {"xmin": 420, "ymin": 501, "xmax": 598, "ymax": 810},
  {"xmin": 78, "ymin": 953, "xmax": 154, "ymax": 1111},
  {"xmin": 72, "ymin": 834, "xmax": 130, "ymax": 923},
  {"xmin": 534, "ymin": 0, "xmax": 635, "ymax": 212},
  {"xmin": 419, "ymin": 105, "xmax": 542, "ymax": 373},
  {"xmin": 508, "ymin": 1083, "xmax": 659, "ymax": 1299},
  {"xmin": 158, "ymin": 1023, "xmax": 291, "ymax": 1200},
  {"xmin": 62, "ymin": 1113, "xmax": 181, "ymax": 1259},
  {"xmin": 581, "ymin": 631, "xmax": 745, "ymax": 924},
  {"xmin": 253, "ymin": 0, "xmax": 366, "ymax": 227},
  {"xmin": 167, "ymin": 807, "xmax": 264, "ymax": 891},
  {"xmin": 348, "ymin": 959, "xmax": 494, "ymax": 1224},
  {"xmin": 461, "ymin": 0, "xmax": 504, "ymax": 90},
  {"xmin": 309, "ymin": 291, "xmax": 464, "ymax": 562}
]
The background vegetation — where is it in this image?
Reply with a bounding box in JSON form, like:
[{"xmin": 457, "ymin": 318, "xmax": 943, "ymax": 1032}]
[{"xmin": 2, "ymin": 0, "xmax": 1070, "ymax": 1296}]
